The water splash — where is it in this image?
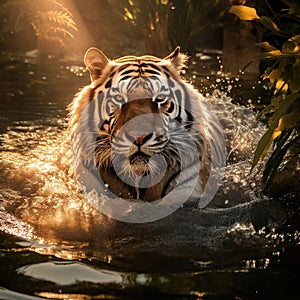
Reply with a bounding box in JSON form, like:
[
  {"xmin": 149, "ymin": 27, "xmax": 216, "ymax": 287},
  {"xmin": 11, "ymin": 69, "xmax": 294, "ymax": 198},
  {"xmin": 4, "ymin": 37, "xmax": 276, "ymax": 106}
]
[
  {"xmin": 0, "ymin": 52, "xmax": 298, "ymax": 274},
  {"xmin": 0, "ymin": 88, "xmax": 291, "ymax": 252}
]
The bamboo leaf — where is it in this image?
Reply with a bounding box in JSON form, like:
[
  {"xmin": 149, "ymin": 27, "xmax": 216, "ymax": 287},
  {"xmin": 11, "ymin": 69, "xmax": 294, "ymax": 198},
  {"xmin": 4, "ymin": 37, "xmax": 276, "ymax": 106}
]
[{"xmin": 229, "ymin": 5, "xmax": 259, "ymax": 21}]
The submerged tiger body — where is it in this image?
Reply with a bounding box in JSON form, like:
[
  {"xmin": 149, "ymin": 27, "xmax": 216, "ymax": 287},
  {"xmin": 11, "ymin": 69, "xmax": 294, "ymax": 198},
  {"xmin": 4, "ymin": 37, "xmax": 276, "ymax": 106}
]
[{"xmin": 69, "ymin": 47, "xmax": 224, "ymax": 202}]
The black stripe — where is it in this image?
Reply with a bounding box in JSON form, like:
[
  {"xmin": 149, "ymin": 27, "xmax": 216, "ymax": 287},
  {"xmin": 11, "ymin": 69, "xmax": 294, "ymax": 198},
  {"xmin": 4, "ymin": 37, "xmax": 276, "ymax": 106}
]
[
  {"xmin": 184, "ymin": 109, "xmax": 194, "ymax": 129},
  {"xmin": 174, "ymin": 89, "xmax": 182, "ymax": 123},
  {"xmin": 168, "ymin": 79, "xmax": 175, "ymax": 88},
  {"xmin": 120, "ymin": 69, "xmax": 138, "ymax": 76},
  {"xmin": 181, "ymin": 84, "xmax": 194, "ymax": 128},
  {"xmin": 147, "ymin": 63, "xmax": 162, "ymax": 71},
  {"xmin": 89, "ymin": 89, "xmax": 95, "ymax": 102},
  {"xmin": 105, "ymin": 78, "xmax": 112, "ymax": 88},
  {"xmin": 120, "ymin": 75, "xmax": 140, "ymax": 81},
  {"xmin": 93, "ymin": 82, "xmax": 102, "ymax": 90},
  {"xmin": 98, "ymin": 91, "xmax": 104, "ymax": 102},
  {"xmin": 118, "ymin": 64, "xmax": 132, "ymax": 71},
  {"xmin": 162, "ymin": 66, "xmax": 171, "ymax": 77},
  {"xmin": 144, "ymin": 69, "xmax": 160, "ymax": 75}
]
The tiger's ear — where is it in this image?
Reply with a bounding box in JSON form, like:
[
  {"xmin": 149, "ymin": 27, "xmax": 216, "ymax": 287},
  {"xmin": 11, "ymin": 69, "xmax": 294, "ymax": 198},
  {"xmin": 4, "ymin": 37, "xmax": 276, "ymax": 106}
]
[
  {"xmin": 84, "ymin": 47, "xmax": 109, "ymax": 81},
  {"xmin": 163, "ymin": 46, "xmax": 188, "ymax": 71}
]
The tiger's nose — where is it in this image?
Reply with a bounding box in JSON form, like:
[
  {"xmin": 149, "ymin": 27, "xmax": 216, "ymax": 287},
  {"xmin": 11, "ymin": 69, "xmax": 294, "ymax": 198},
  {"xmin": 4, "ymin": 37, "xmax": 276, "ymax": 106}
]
[{"xmin": 125, "ymin": 132, "xmax": 153, "ymax": 145}]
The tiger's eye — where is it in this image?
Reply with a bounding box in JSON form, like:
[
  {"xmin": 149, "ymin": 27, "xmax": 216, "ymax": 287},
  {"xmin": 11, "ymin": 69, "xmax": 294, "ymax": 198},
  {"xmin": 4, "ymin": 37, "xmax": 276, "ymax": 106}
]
[
  {"xmin": 115, "ymin": 95, "xmax": 123, "ymax": 101},
  {"xmin": 99, "ymin": 120, "xmax": 110, "ymax": 132},
  {"xmin": 155, "ymin": 95, "xmax": 167, "ymax": 103}
]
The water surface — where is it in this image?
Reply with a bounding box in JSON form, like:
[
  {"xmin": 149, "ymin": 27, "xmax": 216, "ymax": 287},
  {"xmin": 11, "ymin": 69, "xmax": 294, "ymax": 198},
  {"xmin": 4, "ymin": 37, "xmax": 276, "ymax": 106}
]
[{"xmin": 0, "ymin": 53, "xmax": 299, "ymax": 299}]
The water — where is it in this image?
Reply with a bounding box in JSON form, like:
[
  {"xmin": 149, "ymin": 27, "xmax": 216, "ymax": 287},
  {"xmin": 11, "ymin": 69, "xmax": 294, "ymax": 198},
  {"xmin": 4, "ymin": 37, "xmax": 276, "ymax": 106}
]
[{"xmin": 0, "ymin": 53, "xmax": 299, "ymax": 299}]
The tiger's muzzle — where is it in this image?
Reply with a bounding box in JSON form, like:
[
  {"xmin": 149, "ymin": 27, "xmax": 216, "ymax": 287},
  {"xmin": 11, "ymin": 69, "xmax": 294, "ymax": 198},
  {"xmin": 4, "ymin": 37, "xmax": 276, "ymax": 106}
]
[{"xmin": 110, "ymin": 99, "xmax": 169, "ymax": 176}]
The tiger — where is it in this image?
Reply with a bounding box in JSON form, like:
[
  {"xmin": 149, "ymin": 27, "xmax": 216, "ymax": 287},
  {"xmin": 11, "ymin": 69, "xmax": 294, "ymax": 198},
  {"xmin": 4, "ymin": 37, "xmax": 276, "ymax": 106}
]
[{"xmin": 68, "ymin": 47, "xmax": 225, "ymax": 203}]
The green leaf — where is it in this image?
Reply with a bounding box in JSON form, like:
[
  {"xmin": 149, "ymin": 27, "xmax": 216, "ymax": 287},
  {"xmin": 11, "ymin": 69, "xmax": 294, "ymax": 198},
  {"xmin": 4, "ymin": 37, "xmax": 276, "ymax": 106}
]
[
  {"xmin": 281, "ymin": 0, "xmax": 300, "ymax": 15},
  {"xmin": 259, "ymin": 16, "xmax": 280, "ymax": 34},
  {"xmin": 255, "ymin": 41, "xmax": 278, "ymax": 52},
  {"xmin": 277, "ymin": 111, "xmax": 300, "ymax": 132},
  {"xmin": 263, "ymin": 130, "xmax": 296, "ymax": 185},
  {"xmin": 252, "ymin": 92, "xmax": 299, "ymax": 169},
  {"xmin": 272, "ymin": 93, "xmax": 299, "ymax": 122},
  {"xmin": 291, "ymin": 35, "xmax": 300, "ymax": 44},
  {"xmin": 229, "ymin": 5, "xmax": 259, "ymax": 21},
  {"xmin": 257, "ymin": 50, "xmax": 282, "ymax": 60},
  {"xmin": 282, "ymin": 40, "xmax": 296, "ymax": 53},
  {"xmin": 290, "ymin": 77, "xmax": 300, "ymax": 93},
  {"xmin": 265, "ymin": 68, "xmax": 281, "ymax": 84}
]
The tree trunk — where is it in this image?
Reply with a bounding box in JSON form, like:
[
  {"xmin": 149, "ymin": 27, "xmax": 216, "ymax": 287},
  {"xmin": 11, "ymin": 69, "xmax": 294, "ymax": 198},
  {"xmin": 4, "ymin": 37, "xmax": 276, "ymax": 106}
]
[{"xmin": 223, "ymin": 0, "xmax": 262, "ymax": 79}]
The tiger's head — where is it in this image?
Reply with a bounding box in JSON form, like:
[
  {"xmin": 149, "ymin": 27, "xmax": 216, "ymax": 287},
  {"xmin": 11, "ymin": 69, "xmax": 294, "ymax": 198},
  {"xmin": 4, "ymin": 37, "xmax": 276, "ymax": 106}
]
[{"xmin": 69, "ymin": 47, "xmax": 221, "ymax": 202}]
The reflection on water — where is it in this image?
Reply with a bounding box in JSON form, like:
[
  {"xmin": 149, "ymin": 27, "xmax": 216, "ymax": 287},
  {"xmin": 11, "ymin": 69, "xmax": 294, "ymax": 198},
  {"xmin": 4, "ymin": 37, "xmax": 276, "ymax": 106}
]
[
  {"xmin": 0, "ymin": 53, "xmax": 299, "ymax": 299},
  {"xmin": 17, "ymin": 261, "xmax": 123, "ymax": 285}
]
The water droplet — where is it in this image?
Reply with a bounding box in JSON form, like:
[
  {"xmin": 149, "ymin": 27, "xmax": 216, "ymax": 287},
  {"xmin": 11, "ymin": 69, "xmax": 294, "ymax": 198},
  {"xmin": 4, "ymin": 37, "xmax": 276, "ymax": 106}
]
[
  {"xmin": 241, "ymin": 179, "xmax": 247, "ymax": 186},
  {"xmin": 233, "ymin": 175, "xmax": 240, "ymax": 183}
]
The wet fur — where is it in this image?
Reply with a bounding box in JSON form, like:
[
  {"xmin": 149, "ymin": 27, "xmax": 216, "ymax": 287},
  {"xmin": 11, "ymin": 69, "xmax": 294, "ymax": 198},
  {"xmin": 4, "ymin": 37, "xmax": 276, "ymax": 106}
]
[{"xmin": 69, "ymin": 47, "xmax": 222, "ymax": 201}]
